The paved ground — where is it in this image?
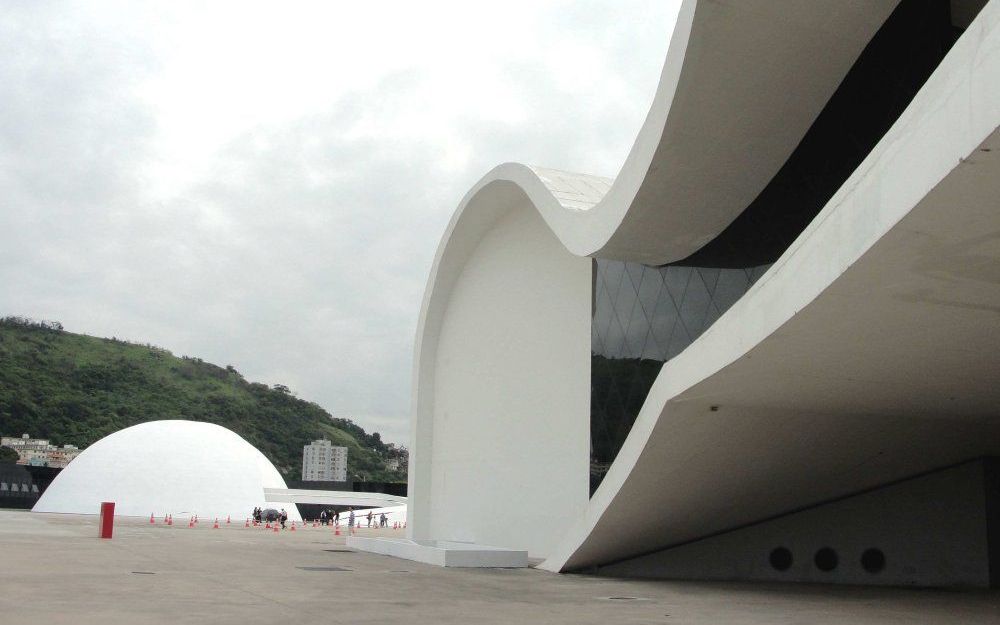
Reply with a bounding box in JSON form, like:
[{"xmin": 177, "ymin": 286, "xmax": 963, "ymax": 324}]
[{"xmin": 1, "ymin": 510, "xmax": 998, "ymax": 624}]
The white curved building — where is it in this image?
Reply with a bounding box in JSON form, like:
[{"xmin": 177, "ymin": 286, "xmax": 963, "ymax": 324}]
[
  {"xmin": 33, "ymin": 420, "xmax": 301, "ymax": 522},
  {"xmin": 395, "ymin": 0, "xmax": 1000, "ymax": 587}
]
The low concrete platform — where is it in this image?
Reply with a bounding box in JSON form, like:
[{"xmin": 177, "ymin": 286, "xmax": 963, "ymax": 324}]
[
  {"xmin": 347, "ymin": 536, "xmax": 528, "ymax": 567},
  {"xmin": 1, "ymin": 510, "xmax": 998, "ymax": 624}
]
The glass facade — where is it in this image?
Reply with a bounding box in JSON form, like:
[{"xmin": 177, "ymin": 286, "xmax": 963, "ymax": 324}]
[{"xmin": 590, "ymin": 260, "xmax": 770, "ymax": 492}]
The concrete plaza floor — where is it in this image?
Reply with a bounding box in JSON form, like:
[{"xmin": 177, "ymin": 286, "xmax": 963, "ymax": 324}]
[{"xmin": 1, "ymin": 509, "xmax": 998, "ymax": 624}]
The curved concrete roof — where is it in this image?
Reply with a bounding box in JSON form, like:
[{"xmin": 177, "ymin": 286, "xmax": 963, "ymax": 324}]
[
  {"xmin": 33, "ymin": 420, "xmax": 301, "ymax": 521},
  {"xmin": 471, "ymin": 1, "xmax": 899, "ymax": 265}
]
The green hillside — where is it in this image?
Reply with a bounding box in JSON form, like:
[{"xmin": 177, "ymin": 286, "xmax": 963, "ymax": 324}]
[{"xmin": 0, "ymin": 317, "xmax": 406, "ymax": 482}]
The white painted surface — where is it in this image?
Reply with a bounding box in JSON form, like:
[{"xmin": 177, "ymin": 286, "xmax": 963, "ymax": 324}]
[
  {"xmin": 412, "ymin": 194, "xmax": 590, "ymax": 558},
  {"xmin": 32, "ymin": 420, "xmax": 301, "ymax": 521}
]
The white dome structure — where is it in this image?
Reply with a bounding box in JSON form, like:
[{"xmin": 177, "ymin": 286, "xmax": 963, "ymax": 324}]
[{"xmin": 33, "ymin": 420, "xmax": 300, "ymax": 521}]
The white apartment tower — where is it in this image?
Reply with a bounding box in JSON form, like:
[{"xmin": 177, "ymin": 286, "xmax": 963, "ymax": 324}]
[{"xmin": 302, "ymin": 439, "xmax": 347, "ymax": 482}]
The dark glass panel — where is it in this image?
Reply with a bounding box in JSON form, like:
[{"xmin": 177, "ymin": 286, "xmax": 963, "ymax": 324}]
[{"xmin": 590, "ymin": 258, "xmax": 770, "ymax": 493}]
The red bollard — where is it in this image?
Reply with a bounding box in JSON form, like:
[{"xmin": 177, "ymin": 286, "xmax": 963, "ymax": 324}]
[{"xmin": 99, "ymin": 502, "xmax": 115, "ymax": 539}]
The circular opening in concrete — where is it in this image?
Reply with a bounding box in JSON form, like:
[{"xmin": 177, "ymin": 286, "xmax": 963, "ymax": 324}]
[
  {"xmin": 814, "ymin": 547, "xmax": 838, "ymax": 572},
  {"xmin": 769, "ymin": 547, "xmax": 793, "ymax": 571},
  {"xmin": 861, "ymin": 548, "xmax": 885, "ymax": 573}
]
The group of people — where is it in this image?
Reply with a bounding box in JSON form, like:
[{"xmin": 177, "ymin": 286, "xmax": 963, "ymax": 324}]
[
  {"xmin": 314, "ymin": 507, "xmax": 389, "ymax": 528},
  {"xmin": 317, "ymin": 508, "xmax": 342, "ymax": 526},
  {"xmin": 251, "ymin": 506, "xmax": 289, "ymax": 529},
  {"xmin": 249, "ymin": 505, "xmax": 390, "ymax": 530}
]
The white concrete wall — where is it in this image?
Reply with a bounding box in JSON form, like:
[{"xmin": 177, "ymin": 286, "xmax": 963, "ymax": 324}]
[{"xmin": 422, "ymin": 200, "xmax": 590, "ymax": 558}]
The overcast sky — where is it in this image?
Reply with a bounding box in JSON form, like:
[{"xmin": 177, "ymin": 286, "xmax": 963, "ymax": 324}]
[{"xmin": 0, "ymin": 1, "xmax": 679, "ymax": 445}]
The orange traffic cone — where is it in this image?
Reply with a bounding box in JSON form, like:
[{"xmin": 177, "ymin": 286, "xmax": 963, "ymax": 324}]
[
  {"xmin": 335, "ymin": 525, "xmax": 340, "ymax": 536},
  {"xmin": 245, "ymin": 518, "xmax": 250, "ymax": 528},
  {"xmin": 273, "ymin": 523, "xmax": 279, "ymax": 533},
  {"xmin": 150, "ymin": 513, "xmax": 155, "ymax": 524},
  {"xmin": 213, "ymin": 518, "xmax": 220, "ymax": 529},
  {"xmin": 290, "ymin": 522, "xmax": 296, "ymax": 532},
  {"xmin": 226, "ymin": 515, "xmax": 231, "ymax": 524},
  {"xmin": 167, "ymin": 515, "xmax": 173, "ymax": 526},
  {"xmin": 188, "ymin": 517, "xmax": 194, "ymax": 528},
  {"xmin": 265, "ymin": 521, "xmax": 271, "ymax": 529}
]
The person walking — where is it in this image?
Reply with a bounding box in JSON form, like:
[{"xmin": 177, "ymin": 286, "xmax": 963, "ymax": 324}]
[
  {"xmin": 334, "ymin": 510, "xmax": 340, "ymax": 527},
  {"xmin": 348, "ymin": 508, "xmax": 355, "ymax": 530},
  {"xmin": 279, "ymin": 508, "xmax": 288, "ymax": 530},
  {"xmin": 320, "ymin": 509, "xmax": 327, "ymax": 526},
  {"xmin": 367, "ymin": 511, "xmax": 373, "ymax": 528}
]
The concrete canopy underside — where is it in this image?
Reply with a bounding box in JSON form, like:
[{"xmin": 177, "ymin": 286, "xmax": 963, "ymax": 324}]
[
  {"xmin": 263, "ymin": 488, "xmax": 406, "ymax": 509},
  {"xmin": 402, "ymin": 0, "xmax": 1000, "ymax": 575}
]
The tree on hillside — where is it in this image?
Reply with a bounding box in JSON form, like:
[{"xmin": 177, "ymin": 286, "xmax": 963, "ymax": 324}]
[
  {"xmin": 0, "ymin": 446, "xmax": 19, "ymax": 463},
  {"xmin": 0, "ymin": 321, "xmax": 401, "ymax": 482},
  {"xmin": 0, "ymin": 316, "xmax": 63, "ymax": 332}
]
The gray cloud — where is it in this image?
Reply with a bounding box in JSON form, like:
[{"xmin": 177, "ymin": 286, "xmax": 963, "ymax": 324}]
[{"xmin": 0, "ymin": 1, "xmax": 677, "ymax": 444}]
